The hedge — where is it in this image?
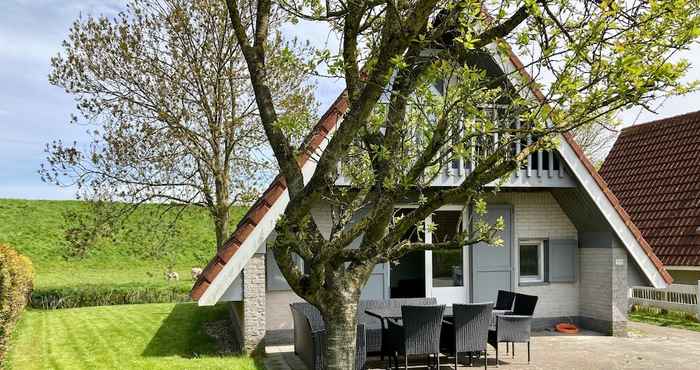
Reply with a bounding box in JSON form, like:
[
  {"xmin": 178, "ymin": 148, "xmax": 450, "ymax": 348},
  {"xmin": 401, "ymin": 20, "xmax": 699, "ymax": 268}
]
[
  {"xmin": 31, "ymin": 284, "xmax": 191, "ymax": 309},
  {"xmin": 0, "ymin": 244, "xmax": 34, "ymax": 362}
]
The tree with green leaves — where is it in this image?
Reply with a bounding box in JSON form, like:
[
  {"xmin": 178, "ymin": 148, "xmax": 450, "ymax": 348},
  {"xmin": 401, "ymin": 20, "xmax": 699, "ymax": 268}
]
[
  {"xmin": 224, "ymin": 0, "xmax": 699, "ymax": 367},
  {"xmin": 42, "ymin": 0, "xmax": 317, "ymax": 251}
]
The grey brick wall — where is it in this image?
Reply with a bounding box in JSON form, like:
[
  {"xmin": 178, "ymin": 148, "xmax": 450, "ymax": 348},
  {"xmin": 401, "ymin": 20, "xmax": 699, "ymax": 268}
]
[
  {"xmin": 579, "ymin": 248, "xmax": 613, "ymax": 320},
  {"xmin": 232, "ymin": 252, "xmax": 267, "ymax": 354},
  {"xmin": 578, "ymin": 233, "xmax": 628, "ymax": 336},
  {"xmin": 611, "ymin": 241, "xmax": 628, "ymax": 336}
]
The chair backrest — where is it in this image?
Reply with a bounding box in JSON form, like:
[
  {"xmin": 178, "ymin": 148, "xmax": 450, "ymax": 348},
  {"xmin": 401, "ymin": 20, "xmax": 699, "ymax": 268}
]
[
  {"xmin": 290, "ymin": 302, "xmax": 325, "ymax": 331},
  {"xmin": 453, "ymin": 302, "xmax": 493, "ymax": 352},
  {"xmin": 401, "ymin": 305, "xmax": 445, "ymax": 355},
  {"xmin": 495, "ymin": 290, "xmax": 517, "ymax": 311},
  {"xmin": 512, "ymin": 293, "xmax": 538, "ymax": 315},
  {"xmin": 358, "ymin": 298, "xmax": 438, "ymax": 329}
]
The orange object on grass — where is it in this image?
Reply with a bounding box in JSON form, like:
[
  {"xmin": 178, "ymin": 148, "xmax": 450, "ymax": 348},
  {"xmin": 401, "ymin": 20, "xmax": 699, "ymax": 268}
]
[{"xmin": 555, "ymin": 323, "xmax": 579, "ymax": 334}]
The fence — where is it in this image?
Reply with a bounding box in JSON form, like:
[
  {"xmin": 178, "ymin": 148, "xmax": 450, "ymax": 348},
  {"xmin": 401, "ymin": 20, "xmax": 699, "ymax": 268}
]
[{"xmin": 629, "ymin": 282, "xmax": 700, "ymax": 316}]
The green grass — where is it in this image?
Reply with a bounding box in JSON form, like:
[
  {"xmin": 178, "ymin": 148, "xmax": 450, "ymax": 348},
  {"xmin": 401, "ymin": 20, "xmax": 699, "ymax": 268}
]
[
  {"xmin": 629, "ymin": 307, "xmax": 700, "ymax": 332},
  {"xmin": 5, "ymin": 302, "xmax": 262, "ymax": 369},
  {"xmin": 0, "ymin": 199, "xmax": 247, "ymax": 303}
]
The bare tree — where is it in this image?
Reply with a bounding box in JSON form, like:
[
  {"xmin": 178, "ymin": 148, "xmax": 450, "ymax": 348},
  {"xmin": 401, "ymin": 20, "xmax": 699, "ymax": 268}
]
[
  {"xmin": 223, "ymin": 0, "xmax": 699, "ymax": 367},
  {"xmin": 572, "ymin": 122, "xmax": 619, "ymax": 166},
  {"xmin": 42, "ymin": 0, "xmax": 317, "ymax": 250}
]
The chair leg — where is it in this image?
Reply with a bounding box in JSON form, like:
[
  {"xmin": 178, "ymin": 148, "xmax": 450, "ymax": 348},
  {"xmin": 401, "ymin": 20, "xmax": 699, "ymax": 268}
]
[
  {"xmin": 404, "ymin": 354, "xmax": 408, "ymax": 370},
  {"xmin": 437, "ymin": 352, "xmax": 440, "ymax": 370},
  {"xmin": 484, "ymin": 350, "xmax": 487, "ymax": 370},
  {"xmin": 512, "ymin": 343, "xmax": 515, "ymax": 358},
  {"xmin": 527, "ymin": 342, "xmax": 531, "ymax": 364},
  {"xmin": 505, "ymin": 342, "xmax": 509, "ymax": 354},
  {"xmin": 495, "ymin": 344, "xmax": 499, "ymax": 368},
  {"xmin": 454, "ymin": 352, "xmax": 458, "ymax": 370}
]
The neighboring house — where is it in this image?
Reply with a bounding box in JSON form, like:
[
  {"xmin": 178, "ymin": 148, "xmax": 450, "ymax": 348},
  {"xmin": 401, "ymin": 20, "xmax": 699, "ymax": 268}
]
[
  {"xmin": 600, "ymin": 111, "xmax": 700, "ymax": 285},
  {"xmin": 190, "ymin": 48, "xmax": 672, "ymax": 354}
]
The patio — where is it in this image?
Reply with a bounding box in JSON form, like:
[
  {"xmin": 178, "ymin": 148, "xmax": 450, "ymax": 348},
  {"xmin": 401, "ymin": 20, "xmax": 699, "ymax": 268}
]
[{"xmin": 264, "ymin": 321, "xmax": 700, "ymax": 370}]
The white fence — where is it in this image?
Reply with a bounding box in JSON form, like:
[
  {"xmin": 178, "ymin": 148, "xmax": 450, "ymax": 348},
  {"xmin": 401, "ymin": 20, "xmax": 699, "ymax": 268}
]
[{"xmin": 629, "ymin": 282, "xmax": 700, "ymax": 316}]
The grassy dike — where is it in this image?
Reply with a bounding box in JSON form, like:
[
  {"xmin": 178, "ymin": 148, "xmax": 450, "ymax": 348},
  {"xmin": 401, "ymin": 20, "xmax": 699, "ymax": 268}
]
[{"xmin": 0, "ymin": 199, "xmax": 246, "ymax": 308}]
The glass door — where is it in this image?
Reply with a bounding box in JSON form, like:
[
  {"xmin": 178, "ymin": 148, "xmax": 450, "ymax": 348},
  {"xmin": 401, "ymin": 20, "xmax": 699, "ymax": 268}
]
[{"xmin": 426, "ymin": 207, "xmax": 468, "ymax": 305}]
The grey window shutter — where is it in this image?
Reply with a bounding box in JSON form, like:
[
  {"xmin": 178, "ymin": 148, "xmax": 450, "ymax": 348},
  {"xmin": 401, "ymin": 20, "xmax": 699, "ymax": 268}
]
[{"xmin": 548, "ymin": 239, "xmax": 577, "ymax": 282}]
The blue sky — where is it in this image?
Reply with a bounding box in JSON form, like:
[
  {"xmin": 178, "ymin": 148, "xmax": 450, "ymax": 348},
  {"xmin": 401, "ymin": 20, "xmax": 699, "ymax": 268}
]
[{"xmin": 0, "ymin": 1, "xmax": 697, "ymax": 200}]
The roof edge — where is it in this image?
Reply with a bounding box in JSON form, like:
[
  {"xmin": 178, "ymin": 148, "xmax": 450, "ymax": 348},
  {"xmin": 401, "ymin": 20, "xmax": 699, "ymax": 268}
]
[{"xmin": 190, "ymin": 92, "xmax": 348, "ymax": 300}]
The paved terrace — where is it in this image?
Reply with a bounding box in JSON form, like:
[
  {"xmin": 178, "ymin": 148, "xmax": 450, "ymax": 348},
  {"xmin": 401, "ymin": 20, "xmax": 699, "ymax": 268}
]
[{"xmin": 264, "ymin": 322, "xmax": 700, "ymax": 370}]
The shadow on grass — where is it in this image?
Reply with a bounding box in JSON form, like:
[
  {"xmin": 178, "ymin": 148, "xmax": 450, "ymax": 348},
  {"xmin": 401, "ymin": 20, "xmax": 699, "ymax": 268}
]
[{"xmin": 142, "ymin": 302, "xmax": 232, "ymax": 358}]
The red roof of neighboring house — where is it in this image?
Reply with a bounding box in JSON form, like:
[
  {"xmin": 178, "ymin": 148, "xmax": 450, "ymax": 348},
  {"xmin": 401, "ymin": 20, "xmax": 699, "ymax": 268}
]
[
  {"xmin": 600, "ymin": 111, "xmax": 700, "ymax": 267},
  {"xmin": 191, "ymin": 44, "xmax": 672, "ymax": 301}
]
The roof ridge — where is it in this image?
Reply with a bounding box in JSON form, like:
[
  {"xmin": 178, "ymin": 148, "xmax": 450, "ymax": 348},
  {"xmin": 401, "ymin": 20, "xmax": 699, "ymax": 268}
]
[{"xmin": 622, "ymin": 109, "xmax": 700, "ymax": 132}]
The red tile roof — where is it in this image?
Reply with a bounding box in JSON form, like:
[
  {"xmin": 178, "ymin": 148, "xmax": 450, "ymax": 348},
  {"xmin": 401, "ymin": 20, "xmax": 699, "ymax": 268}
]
[
  {"xmin": 600, "ymin": 111, "xmax": 700, "ymax": 267},
  {"xmin": 192, "ymin": 42, "xmax": 673, "ymax": 301}
]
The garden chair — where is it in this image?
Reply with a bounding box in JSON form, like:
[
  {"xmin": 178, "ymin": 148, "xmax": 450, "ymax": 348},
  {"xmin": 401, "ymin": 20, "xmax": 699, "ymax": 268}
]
[
  {"xmin": 488, "ymin": 293, "xmax": 538, "ymax": 366},
  {"xmin": 387, "ymin": 305, "xmax": 445, "ymax": 369},
  {"xmin": 441, "ymin": 303, "xmax": 493, "ymax": 369}
]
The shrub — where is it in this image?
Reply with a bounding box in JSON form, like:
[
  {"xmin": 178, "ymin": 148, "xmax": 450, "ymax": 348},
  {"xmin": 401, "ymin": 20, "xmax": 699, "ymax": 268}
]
[
  {"xmin": 31, "ymin": 284, "xmax": 191, "ymax": 309},
  {"xmin": 0, "ymin": 244, "xmax": 34, "ymax": 362}
]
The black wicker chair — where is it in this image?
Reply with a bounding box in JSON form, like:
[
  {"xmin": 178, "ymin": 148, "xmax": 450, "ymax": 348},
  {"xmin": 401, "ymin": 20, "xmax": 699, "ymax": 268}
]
[
  {"xmin": 387, "ymin": 305, "xmax": 445, "ymax": 370},
  {"xmin": 358, "ymin": 297, "xmax": 438, "ymax": 358},
  {"xmin": 290, "ymin": 303, "xmax": 367, "ymax": 370},
  {"xmin": 442, "ymin": 303, "xmax": 493, "ymax": 369},
  {"xmin": 511, "ymin": 293, "xmax": 538, "ymax": 316},
  {"xmin": 488, "ymin": 293, "xmax": 538, "ymax": 366},
  {"xmin": 494, "ymin": 290, "xmax": 516, "ymax": 312}
]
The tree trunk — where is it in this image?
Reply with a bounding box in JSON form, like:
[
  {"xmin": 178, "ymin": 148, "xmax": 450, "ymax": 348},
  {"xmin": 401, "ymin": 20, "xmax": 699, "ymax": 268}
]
[
  {"xmin": 322, "ymin": 297, "xmax": 360, "ymax": 370},
  {"xmin": 213, "ymin": 205, "xmax": 230, "ymax": 250}
]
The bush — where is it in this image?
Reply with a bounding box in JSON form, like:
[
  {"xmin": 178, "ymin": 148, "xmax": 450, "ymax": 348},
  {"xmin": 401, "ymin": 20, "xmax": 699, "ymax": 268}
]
[
  {"xmin": 0, "ymin": 244, "xmax": 34, "ymax": 362},
  {"xmin": 31, "ymin": 284, "xmax": 191, "ymax": 309}
]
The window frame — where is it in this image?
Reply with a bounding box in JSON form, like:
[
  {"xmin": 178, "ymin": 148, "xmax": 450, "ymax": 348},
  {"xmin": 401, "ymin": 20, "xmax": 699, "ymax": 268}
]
[{"xmin": 518, "ymin": 239, "xmax": 545, "ymax": 284}]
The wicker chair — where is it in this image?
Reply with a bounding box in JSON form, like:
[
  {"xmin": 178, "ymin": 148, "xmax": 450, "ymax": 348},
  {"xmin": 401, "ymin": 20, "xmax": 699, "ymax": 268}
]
[
  {"xmin": 290, "ymin": 303, "xmax": 367, "ymax": 370},
  {"xmin": 494, "ymin": 290, "xmax": 516, "ymax": 312},
  {"xmin": 387, "ymin": 305, "xmax": 445, "ymax": 369},
  {"xmin": 358, "ymin": 297, "xmax": 438, "ymax": 358},
  {"xmin": 488, "ymin": 293, "xmax": 538, "ymax": 366},
  {"xmin": 442, "ymin": 303, "xmax": 493, "ymax": 369},
  {"xmin": 511, "ymin": 293, "xmax": 538, "ymax": 316}
]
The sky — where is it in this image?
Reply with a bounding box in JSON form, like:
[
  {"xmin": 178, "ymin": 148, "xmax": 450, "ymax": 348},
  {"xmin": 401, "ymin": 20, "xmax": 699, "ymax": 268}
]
[{"xmin": 0, "ymin": 1, "xmax": 698, "ymax": 200}]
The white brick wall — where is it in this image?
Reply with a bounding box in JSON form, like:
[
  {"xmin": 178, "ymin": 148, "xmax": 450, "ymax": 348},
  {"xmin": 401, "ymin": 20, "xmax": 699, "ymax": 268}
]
[{"xmin": 488, "ymin": 191, "xmax": 580, "ymax": 318}]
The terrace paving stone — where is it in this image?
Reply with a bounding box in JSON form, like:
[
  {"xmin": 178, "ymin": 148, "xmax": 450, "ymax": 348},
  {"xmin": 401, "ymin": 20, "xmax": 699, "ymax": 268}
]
[{"xmin": 265, "ymin": 321, "xmax": 700, "ymax": 369}]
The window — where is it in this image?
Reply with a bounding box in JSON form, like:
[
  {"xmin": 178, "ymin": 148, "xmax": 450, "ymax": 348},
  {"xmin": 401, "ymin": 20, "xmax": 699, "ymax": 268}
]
[
  {"xmin": 519, "ymin": 240, "xmax": 544, "ymax": 283},
  {"xmin": 431, "ymin": 210, "xmax": 464, "ymax": 288}
]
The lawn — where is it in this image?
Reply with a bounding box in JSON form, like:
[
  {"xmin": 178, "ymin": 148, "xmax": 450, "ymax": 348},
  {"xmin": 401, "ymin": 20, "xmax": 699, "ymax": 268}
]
[
  {"xmin": 0, "ymin": 199, "xmax": 247, "ymax": 303},
  {"xmin": 5, "ymin": 303, "xmax": 262, "ymax": 370},
  {"xmin": 629, "ymin": 308, "xmax": 700, "ymax": 333}
]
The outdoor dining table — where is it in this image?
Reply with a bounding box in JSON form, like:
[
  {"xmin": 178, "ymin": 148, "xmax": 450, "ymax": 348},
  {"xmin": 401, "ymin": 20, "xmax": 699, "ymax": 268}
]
[
  {"xmin": 365, "ymin": 305, "xmax": 508, "ymax": 329},
  {"xmin": 364, "ymin": 304, "xmax": 509, "ymax": 360}
]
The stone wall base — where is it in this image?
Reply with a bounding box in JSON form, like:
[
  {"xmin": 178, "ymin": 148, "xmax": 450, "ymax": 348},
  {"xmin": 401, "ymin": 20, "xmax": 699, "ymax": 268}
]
[{"xmin": 577, "ymin": 316, "xmax": 627, "ymax": 336}]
